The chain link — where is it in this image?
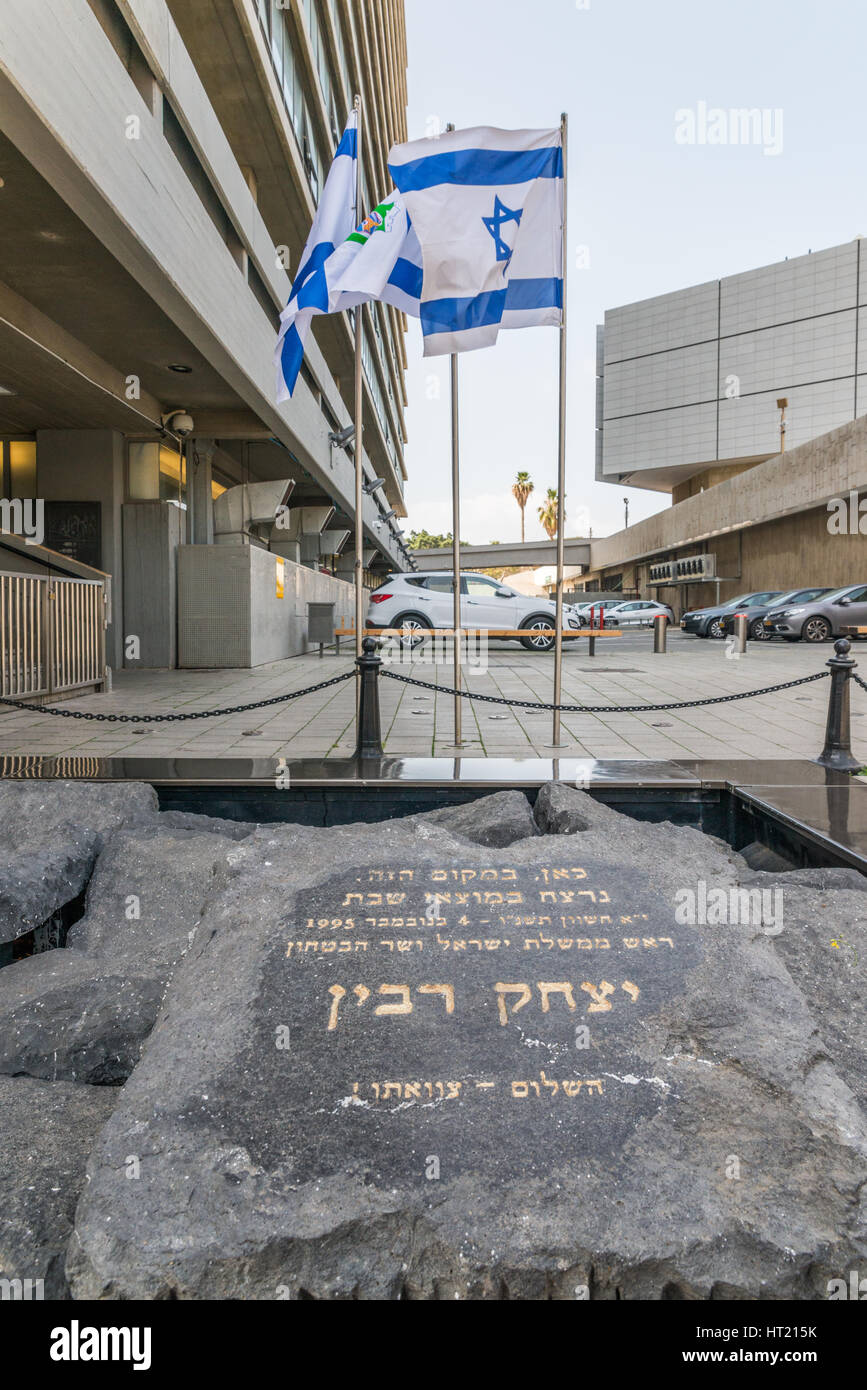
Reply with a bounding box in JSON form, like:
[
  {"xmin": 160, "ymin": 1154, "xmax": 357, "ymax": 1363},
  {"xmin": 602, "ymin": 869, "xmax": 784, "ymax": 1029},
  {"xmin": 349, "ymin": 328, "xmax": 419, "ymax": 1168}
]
[
  {"xmin": 1, "ymin": 661, "xmax": 852, "ymax": 723},
  {"xmin": 0, "ymin": 671, "xmax": 355, "ymax": 722},
  {"xmin": 381, "ymin": 667, "xmax": 831, "ymax": 713},
  {"xmin": 854, "ymin": 673, "xmax": 867, "ymax": 694}
]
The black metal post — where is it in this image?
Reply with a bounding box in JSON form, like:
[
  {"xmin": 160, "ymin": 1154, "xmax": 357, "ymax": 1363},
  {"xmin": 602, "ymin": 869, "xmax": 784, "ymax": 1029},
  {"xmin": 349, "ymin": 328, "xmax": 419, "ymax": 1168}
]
[
  {"xmin": 816, "ymin": 638, "xmax": 861, "ymax": 772},
  {"xmin": 355, "ymin": 635, "xmax": 383, "ymax": 759}
]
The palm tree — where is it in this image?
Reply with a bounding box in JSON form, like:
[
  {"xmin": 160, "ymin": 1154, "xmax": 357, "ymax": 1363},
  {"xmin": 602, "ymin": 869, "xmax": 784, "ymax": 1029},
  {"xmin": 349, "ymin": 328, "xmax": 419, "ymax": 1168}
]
[
  {"xmin": 511, "ymin": 471, "xmax": 534, "ymax": 542},
  {"xmin": 538, "ymin": 487, "xmax": 563, "ymax": 541}
]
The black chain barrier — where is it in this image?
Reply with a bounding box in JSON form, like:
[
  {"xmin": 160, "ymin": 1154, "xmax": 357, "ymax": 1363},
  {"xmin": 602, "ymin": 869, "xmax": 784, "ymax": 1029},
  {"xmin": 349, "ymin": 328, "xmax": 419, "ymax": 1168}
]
[
  {"xmin": 854, "ymin": 673, "xmax": 867, "ymax": 695},
  {"xmin": 0, "ymin": 670, "xmax": 355, "ymax": 723},
  {"xmin": 381, "ymin": 666, "xmax": 831, "ymax": 714}
]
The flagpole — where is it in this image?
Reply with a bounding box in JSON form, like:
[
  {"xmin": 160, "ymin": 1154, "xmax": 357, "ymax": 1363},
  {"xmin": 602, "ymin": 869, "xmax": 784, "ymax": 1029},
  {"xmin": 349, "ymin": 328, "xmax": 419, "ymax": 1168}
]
[
  {"xmin": 450, "ymin": 352, "xmax": 463, "ymax": 747},
  {"xmin": 447, "ymin": 122, "xmax": 462, "ymax": 749},
  {"xmin": 552, "ymin": 111, "xmax": 568, "ymax": 747},
  {"xmin": 353, "ymin": 93, "xmax": 364, "ymax": 666}
]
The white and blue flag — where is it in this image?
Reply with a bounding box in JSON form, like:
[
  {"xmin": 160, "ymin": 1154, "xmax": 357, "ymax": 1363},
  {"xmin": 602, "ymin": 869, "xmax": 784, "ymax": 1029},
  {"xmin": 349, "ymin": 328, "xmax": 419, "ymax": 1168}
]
[
  {"xmin": 387, "ymin": 125, "xmax": 564, "ymax": 356},
  {"xmin": 276, "ymin": 111, "xmax": 358, "ymax": 400}
]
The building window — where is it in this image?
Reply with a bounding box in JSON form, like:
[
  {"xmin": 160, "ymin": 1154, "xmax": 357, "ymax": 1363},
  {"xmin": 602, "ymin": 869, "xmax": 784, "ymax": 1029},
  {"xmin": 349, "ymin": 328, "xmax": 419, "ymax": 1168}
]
[
  {"xmin": 261, "ymin": 0, "xmax": 329, "ymax": 203},
  {"xmin": 2, "ymin": 440, "xmax": 37, "ymax": 498},
  {"xmin": 127, "ymin": 441, "xmax": 186, "ymax": 506}
]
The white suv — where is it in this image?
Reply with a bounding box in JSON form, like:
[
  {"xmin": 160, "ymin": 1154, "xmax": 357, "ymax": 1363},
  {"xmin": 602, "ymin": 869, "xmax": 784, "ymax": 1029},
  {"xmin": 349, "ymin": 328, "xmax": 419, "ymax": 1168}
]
[{"xmin": 366, "ymin": 572, "xmax": 583, "ymax": 651}]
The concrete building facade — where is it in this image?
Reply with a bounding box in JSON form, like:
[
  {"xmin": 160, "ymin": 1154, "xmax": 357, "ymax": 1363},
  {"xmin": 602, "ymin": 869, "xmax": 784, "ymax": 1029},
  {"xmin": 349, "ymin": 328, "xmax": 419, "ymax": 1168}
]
[
  {"xmin": 0, "ymin": 0, "xmax": 410, "ymax": 670},
  {"xmin": 588, "ymin": 240, "xmax": 867, "ymax": 613},
  {"xmin": 597, "ymin": 238, "xmax": 866, "ymax": 499},
  {"xmin": 583, "ymin": 413, "xmax": 867, "ymax": 613}
]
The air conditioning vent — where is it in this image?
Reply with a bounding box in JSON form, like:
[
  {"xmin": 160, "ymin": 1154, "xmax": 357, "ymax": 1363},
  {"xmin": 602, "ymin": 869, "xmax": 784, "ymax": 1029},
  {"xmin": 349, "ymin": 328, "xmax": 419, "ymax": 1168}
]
[{"xmin": 649, "ymin": 555, "xmax": 717, "ymax": 584}]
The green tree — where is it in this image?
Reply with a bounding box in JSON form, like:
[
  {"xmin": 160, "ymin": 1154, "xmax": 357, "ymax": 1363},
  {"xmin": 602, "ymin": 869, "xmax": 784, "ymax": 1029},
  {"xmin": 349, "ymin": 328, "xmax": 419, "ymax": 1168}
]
[
  {"xmin": 407, "ymin": 529, "xmax": 453, "ymax": 551},
  {"xmin": 511, "ymin": 471, "xmax": 534, "ymax": 543},
  {"xmin": 537, "ymin": 487, "xmax": 563, "ymax": 541}
]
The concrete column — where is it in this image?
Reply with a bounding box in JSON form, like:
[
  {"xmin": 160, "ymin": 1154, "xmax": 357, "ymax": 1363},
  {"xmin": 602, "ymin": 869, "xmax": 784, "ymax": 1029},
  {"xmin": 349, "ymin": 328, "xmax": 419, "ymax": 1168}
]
[
  {"xmin": 188, "ymin": 438, "xmax": 214, "ymax": 545},
  {"xmin": 35, "ymin": 428, "xmax": 125, "ymax": 667}
]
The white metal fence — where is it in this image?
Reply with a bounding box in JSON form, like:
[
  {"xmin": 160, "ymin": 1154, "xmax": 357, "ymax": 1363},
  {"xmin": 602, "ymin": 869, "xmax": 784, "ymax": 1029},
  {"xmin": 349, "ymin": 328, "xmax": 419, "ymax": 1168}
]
[{"xmin": 0, "ymin": 573, "xmax": 106, "ymax": 701}]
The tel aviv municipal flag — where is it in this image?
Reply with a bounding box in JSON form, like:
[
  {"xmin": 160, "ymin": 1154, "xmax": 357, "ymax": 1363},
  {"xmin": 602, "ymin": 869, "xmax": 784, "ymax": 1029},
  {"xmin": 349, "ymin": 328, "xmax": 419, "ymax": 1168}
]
[
  {"xmin": 387, "ymin": 126, "xmax": 563, "ymax": 356},
  {"xmin": 322, "ymin": 192, "xmax": 424, "ymax": 318},
  {"xmin": 275, "ymin": 111, "xmax": 358, "ymax": 400}
]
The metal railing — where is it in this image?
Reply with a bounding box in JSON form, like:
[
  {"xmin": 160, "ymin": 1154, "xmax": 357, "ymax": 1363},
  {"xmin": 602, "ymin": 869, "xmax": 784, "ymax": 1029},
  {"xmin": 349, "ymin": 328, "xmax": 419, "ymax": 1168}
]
[{"xmin": 0, "ymin": 572, "xmax": 106, "ymax": 702}]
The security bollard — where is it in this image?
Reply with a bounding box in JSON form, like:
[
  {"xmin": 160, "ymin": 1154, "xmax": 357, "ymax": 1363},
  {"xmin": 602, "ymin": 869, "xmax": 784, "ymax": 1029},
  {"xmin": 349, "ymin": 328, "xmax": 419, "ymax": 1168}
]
[
  {"xmin": 355, "ymin": 635, "xmax": 384, "ymax": 760},
  {"xmin": 653, "ymin": 614, "xmax": 667, "ymax": 654},
  {"xmin": 733, "ymin": 612, "xmax": 748, "ymax": 656},
  {"xmin": 816, "ymin": 638, "xmax": 861, "ymax": 772}
]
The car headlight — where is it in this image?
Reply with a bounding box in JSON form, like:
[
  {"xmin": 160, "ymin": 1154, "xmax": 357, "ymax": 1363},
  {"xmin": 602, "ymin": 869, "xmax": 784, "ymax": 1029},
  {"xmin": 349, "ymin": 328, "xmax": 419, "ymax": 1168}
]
[{"xmin": 781, "ymin": 607, "xmax": 805, "ymax": 617}]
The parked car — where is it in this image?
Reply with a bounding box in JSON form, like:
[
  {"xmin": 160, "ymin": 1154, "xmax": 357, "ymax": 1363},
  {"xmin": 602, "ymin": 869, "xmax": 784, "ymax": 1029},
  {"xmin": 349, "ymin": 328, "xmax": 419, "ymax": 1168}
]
[
  {"xmin": 719, "ymin": 588, "xmax": 832, "ymax": 641},
  {"xmin": 762, "ymin": 584, "xmax": 867, "ymax": 642},
  {"xmin": 366, "ymin": 571, "xmax": 583, "ymax": 651},
  {"xmin": 603, "ymin": 599, "xmax": 675, "ymax": 628},
  {"xmin": 572, "ymin": 598, "xmax": 625, "ymax": 623},
  {"xmin": 680, "ymin": 591, "xmax": 783, "ymax": 639}
]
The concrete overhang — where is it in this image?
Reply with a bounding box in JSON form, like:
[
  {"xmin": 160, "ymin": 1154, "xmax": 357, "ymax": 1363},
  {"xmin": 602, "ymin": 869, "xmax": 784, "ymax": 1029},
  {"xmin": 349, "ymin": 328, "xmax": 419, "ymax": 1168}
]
[
  {"xmin": 0, "ymin": 0, "xmax": 406, "ymax": 571},
  {"xmin": 600, "ymin": 453, "xmax": 773, "ymax": 494},
  {"xmin": 414, "ymin": 538, "xmax": 591, "ymax": 572}
]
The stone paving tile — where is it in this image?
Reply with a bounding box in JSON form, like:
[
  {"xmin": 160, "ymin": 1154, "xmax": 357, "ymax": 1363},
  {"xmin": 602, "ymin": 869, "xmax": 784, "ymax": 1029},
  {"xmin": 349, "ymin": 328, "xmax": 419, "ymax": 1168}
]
[{"xmin": 0, "ymin": 630, "xmax": 862, "ymax": 762}]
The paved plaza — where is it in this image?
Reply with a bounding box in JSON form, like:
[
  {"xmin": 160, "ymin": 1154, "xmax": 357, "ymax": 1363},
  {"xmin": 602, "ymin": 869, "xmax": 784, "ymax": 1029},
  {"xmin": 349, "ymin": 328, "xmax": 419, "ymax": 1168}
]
[{"xmin": 0, "ymin": 629, "xmax": 861, "ymax": 764}]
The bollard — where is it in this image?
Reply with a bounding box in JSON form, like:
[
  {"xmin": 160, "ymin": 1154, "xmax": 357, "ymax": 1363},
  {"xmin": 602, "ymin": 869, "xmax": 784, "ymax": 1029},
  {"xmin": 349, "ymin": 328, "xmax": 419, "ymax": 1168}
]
[
  {"xmin": 733, "ymin": 612, "xmax": 748, "ymax": 656},
  {"xmin": 816, "ymin": 638, "xmax": 861, "ymax": 772},
  {"xmin": 355, "ymin": 635, "xmax": 383, "ymax": 759},
  {"xmin": 653, "ymin": 614, "xmax": 667, "ymax": 654}
]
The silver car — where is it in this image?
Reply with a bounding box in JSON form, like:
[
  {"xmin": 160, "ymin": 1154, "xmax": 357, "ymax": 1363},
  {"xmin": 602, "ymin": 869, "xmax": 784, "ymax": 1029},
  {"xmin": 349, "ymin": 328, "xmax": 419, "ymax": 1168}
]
[
  {"xmin": 603, "ymin": 599, "xmax": 675, "ymax": 629},
  {"xmin": 366, "ymin": 571, "xmax": 583, "ymax": 651},
  {"xmin": 764, "ymin": 584, "xmax": 867, "ymax": 642}
]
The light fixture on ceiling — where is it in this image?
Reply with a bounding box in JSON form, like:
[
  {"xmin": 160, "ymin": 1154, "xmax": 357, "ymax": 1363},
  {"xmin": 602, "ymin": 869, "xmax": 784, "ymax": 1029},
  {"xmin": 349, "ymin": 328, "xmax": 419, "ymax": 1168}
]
[
  {"xmin": 37, "ymin": 229, "xmax": 64, "ymax": 242},
  {"xmin": 0, "ymin": 386, "xmax": 16, "ymax": 396},
  {"xmin": 168, "ymin": 363, "xmax": 193, "ymax": 374}
]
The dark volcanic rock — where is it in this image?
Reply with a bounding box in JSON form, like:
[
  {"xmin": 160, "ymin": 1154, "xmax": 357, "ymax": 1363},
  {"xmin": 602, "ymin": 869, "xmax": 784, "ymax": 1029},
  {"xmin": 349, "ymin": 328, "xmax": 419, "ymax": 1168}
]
[
  {"xmin": 739, "ymin": 841, "xmax": 798, "ymax": 873},
  {"xmin": 757, "ymin": 880, "xmax": 867, "ymax": 1109},
  {"xmin": 533, "ymin": 781, "xmax": 621, "ymax": 834},
  {"xmin": 67, "ymin": 804, "xmax": 867, "ymax": 1300},
  {"xmin": 0, "ymin": 1076, "xmax": 116, "ymax": 1299},
  {"xmin": 0, "ymin": 826, "xmax": 237, "ymax": 1083},
  {"xmin": 532, "ymin": 782, "xmax": 739, "ymax": 882},
  {"xmin": 157, "ymin": 809, "xmax": 261, "ymax": 841},
  {"xmin": 419, "ymin": 789, "xmax": 538, "ymax": 847},
  {"xmin": 742, "ymin": 865, "xmax": 867, "ymax": 893},
  {"xmin": 0, "ymin": 781, "xmax": 158, "ymax": 945}
]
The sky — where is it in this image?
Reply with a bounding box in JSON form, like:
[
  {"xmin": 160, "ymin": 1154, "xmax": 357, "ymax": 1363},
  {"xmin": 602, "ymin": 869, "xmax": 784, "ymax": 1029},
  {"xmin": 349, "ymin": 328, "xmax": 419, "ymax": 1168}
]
[{"xmin": 397, "ymin": 0, "xmax": 867, "ymax": 546}]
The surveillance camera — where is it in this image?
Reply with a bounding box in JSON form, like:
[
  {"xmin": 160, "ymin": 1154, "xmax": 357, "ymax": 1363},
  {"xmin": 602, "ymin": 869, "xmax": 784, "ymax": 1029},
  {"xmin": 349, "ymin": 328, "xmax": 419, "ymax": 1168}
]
[{"xmin": 163, "ymin": 410, "xmax": 194, "ymax": 437}]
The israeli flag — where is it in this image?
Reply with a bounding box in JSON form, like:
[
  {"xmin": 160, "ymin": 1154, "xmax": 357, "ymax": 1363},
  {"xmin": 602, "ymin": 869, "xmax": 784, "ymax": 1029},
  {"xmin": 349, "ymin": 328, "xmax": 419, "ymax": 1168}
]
[
  {"xmin": 387, "ymin": 125, "xmax": 563, "ymax": 356},
  {"xmin": 275, "ymin": 111, "xmax": 358, "ymax": 400}
]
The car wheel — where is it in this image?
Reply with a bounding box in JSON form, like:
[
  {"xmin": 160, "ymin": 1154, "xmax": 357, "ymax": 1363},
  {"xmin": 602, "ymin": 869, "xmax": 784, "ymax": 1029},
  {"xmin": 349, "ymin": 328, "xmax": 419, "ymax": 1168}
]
[
  {"xmin": 750, "ymin": 619, "xmax": 770, "ymax": 641},
  {"xmin": 391, "ymin": 613, "xmax": 432, "ymax": 649},
  {"xmin": 802, "ymin": 616, "xmax": 831, "ymax": 643},
  {"xmin": 707, "ymin": 618, "xmax": 726, "ymax": 639},
  {"xmin": 519, "ymin": 616, "xmax": 556, "ymax": 652}
]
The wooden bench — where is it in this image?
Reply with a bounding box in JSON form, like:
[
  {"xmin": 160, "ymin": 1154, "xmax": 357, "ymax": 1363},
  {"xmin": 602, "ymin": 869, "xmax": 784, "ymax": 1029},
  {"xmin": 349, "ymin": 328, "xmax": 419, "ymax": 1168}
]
[{"xmin": 331, "ymin": 626, "xmax": 621, "ymax": 655}]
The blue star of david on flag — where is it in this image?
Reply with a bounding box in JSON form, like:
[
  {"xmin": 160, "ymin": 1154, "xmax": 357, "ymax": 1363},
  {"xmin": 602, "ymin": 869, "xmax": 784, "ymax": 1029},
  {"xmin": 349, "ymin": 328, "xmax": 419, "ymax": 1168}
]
[{"xmin": 482, "ymin": 196, "xmax": 523, "ymax": 263}]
